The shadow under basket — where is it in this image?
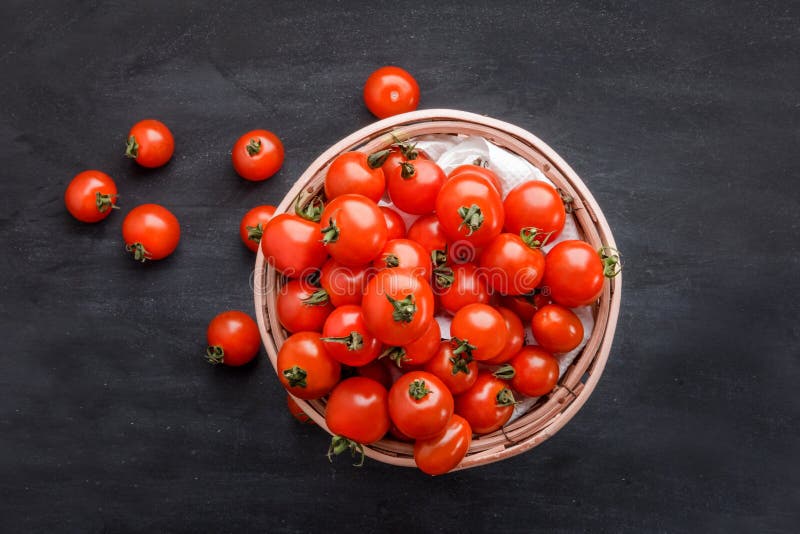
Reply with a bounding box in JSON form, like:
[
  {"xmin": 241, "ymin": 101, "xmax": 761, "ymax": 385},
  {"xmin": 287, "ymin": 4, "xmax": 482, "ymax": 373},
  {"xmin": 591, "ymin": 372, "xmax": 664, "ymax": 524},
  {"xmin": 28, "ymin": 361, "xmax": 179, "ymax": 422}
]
[{"xmin": 254, "ymin": 109, "xmax": 622, "ymax": 470}]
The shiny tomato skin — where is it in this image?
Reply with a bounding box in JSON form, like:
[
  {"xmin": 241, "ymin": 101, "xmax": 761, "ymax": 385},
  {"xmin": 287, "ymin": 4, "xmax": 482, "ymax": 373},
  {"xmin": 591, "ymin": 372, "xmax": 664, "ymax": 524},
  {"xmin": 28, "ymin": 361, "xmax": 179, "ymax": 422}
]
[
  {"xmin": 531, "ymin": 304, "xmax": 584, "ymax": 353},
  {"xmin": 320, "ymin": 194, "xmax": 388, "ymax": 267},
  {"xmin": 388, "ymin": 371, "xmax": 454, "ymax": 439},
  {"xmin": 407, "ymin": 214, "xmax": 448, "ymax": 255},
  {"xmin": 423, "ymin": 341, "xmax": 479, "ymax": 395},
  {"xmin": 324, "ymin": 151, "xmax": 385, "ymax": 202},
  {"xmin": 500, "ymin": 293, "xmax": 552, "ymax": 322},
  {"xmin": 362, "ymin": 268, "xmax": 435, "ymax": 346},
  {"xmin": 64, "ymin": 170, "xmax": 118, "ymax": 223},
  {"xmin": 437, "ymin": 263, "xmax": 491, "ymax": 315},
  {"xmin": 414, "ymin": 414, "xmax": 472, "ymax": 475},
  {"xmin": 542, "ymin": 240, "xmax": 605, "ymax": 307},
  {"xmin": 380, "ymin": 206, "xmax": 407, "ymax": 241},
  {"xmin": 387, "ymin": 159, "xmax": 446, "ymax": 215},
  {"xmin": 276, "ymin": 279, "xmax": 334, "ymax": 333},
  {"xmin": 321, "ymin": 305, "xmax": 382, "ymax": 366},
  {"xmin": 363, "ymin": 66, "xmax": 420, "ymax": 119},
  {"xmin": 318, "ymin": 259, "xmax": 370, "ymax": 307},
  {"xmin": 287, "ymin": 394, "xmax": 315, "ymax": 424},
  {"xmin": 373, "ymin": 238, "xmax": 432, "ymax": 281},
  {"xmin": 509, "ymin": 346, "xmax": 560, "ymax": 397},
  {"xmin": 378, "ymin": 145, "xmax": 429, "ymax": 178},
  {"xmin": 326, "ymin": 377, "xmax": 391, "ymax": 444},
  {"xmin": 448, "ymin": 164, "xmax": 503, "ymax": 195},
  {"xmin": 435, "ymin": 174, "xmax": 504, "ymax": 247},
  {"xmin": 205, "ymin": 311, "xmax": 261, "ymax": 366},
  {"xmin": 277, "ymin": 332, "xmax": 341, "ymax": 400},
  {"xmin": 122, "ymin": 204, "xmax": 180, "ymax": 261},
  {"xmin": 239, "ymin": 205, "xmax": 276, "ymax": 252},
  {"xmin": 450, "ymin": 303, "xmax": 508, "ymax": 361},
  {"xmin": 454, "ymin": 372, "xmax": 514, "ymax": 434},
  {"xmin": 232, "ymin": 129, "xmax": 284, "ymax": 181},
  {"xmin": 261, "ymin": 214, "xmax": 328, "ymax": 277},
  {"xmin": 356, "ymin": 359, "xmax": 393, "ymax": 390},
  {"xmin": 503, "ymin": 180, "xmax": 566, "ymax": 242},
  {"xmin": 400, "ymin": 318, "xmax": 441, "ymax": 367},
  {"xmin": 484, "ymin": 307, "xmax": 526, "ymax": 365},
  {"xmin": 479, "ymin": 232, "xmax": 546, "ymax": 295},
  {"xmin": 125, "ymin": 119, "xmax": 174, "ymax": 168}
]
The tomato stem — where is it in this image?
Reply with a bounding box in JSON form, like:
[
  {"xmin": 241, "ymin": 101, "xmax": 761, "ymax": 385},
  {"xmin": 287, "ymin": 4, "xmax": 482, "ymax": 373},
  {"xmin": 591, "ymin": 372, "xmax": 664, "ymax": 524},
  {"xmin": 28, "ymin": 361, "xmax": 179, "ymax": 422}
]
[
  {"xmin": 295, "ymin": 195, "xmax": 324, "ymax": 223},
  {"xmin": 472, "ymin": 157, "xmax": 489, "ymax": 168},
  {"xmin": 320, "ymin": 331, "xmax": 364, "ymax": 351},
  {"xmin": 327, "ymin": 436, "xmax": 365, "ymax": 467},
  {"xmin": 457, "ymin": 204, "xmax": 484, "ymax": 236},
  {"xmin": 320, "ymin": 217, "xmax": 340, "ymax": 244},
  {"xmin": 386, "ymin": 294, "xmax": 416, "ymax": 323},
  {"xmin": 95, "ymin": 192, "xmax": 119, "ymax": 213},
  {"xmin": 246, "ymin": 223, "xmax": 264, "ymax": 243},
  {"xmin": 433, "ymin": 264, "xmax": 454, "ymax": 288},
  {"xmin": 367, "ymin": 149, "xmax": 391, "ymax": 168},
  {"xmin": 125, "ymin": 242, "xmax": 150, "ymax": 262},
  {"xmin": 408, "ymin": 378, "xmax": 431, "ymax": 400},
  {"xmin": 384, "ymin": 254, "xmax": 400, "ymax": 268},
  {"xmin": 557, "ymin": 187, "xmax": 575, "ymax": 214},
  {"xmin": 496, "ymin": 387, "xmax": 516, "ymax": 406},
  {"xmin": 493, "ymin": 364, "xmax": 516, "ymax": 380},
  {"xmin": 520, "ymin": 227, "xmax": 553, "ymax": 249},
  {"xmin": 398, "ymin": 142, "xmax": 420, "ymax": 160},
  {"xmin": 282, "ymin": 365, "xmax": 308, "ymax": 388},
  {"xmin": 451, "ymin": 337, "xmax": 477, "ymax": 359},
  {"xmin": 448, "ymin": 355, "xmax": 472, "ymax": 375},
  {"xmin": 246, "ymin": 138, "xmax": 262, "ymax": 156},
  {"xmin": 125, "ymin": 135, "xmax": 139, "ymax": 159},
  {"xmin": 599, "ymin": 246, "xmax": 622, "ymax": 278},
  {"xmin": 379, "ymin": 346, "xmax": 409, "ymax": 368},
  {"xmin": 399, "ymin": 162, "xmax": 416, "ymax": 179},
  {"xmin": 301, "ymin": 288, "xmax": 330, "ymax": 306},
  {"xmin": 205, "ymin": 346, "xmax": 225, "ymax": 365}
]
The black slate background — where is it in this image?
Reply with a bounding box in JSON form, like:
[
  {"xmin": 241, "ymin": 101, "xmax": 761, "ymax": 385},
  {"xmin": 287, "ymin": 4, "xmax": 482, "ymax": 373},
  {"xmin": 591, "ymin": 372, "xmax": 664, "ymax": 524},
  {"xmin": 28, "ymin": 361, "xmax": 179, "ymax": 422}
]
[{"xmin": 1, "ymin": 1, "xmax": 798, "ymax": 532}]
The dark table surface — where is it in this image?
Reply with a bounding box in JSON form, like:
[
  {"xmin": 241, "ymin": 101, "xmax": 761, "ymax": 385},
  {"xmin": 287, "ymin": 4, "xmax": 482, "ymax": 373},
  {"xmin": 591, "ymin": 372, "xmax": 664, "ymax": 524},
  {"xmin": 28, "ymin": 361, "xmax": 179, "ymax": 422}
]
[{"xmin": 2, "ymin": 1, "xmax": 798, "ymax": 532}]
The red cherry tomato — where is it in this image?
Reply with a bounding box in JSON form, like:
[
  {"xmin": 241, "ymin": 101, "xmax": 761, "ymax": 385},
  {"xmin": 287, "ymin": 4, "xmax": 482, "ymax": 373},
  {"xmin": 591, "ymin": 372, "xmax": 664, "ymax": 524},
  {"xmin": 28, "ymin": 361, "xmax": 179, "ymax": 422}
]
[
  {"xmin": 478, "ymin": 230, "xmax": 546, "ymax": 295},
  {"xmin": 388, "ymin": 371, "xmax": 454, "ymax": 439},
  {"xmin": 125, "ymin": 119, "xmax": 174, "ymax": 168},
  {"xmin": 326, "ymin": 377, "xmax": 390, "ymax": 444},
  {"xmin": 423, "ymin": 341, "xmax": 479, "ymax": 395},
  {"xmin": 276, "ymin": 279, "xmax": 333, "ymax": 333},
  {"xmin": 503, "ymin": 181, "xmax": 566, "ymax": 242},
  {"xmin": 287, "ymin": 394, "xmax": 315, "ymax": 424},
  {"xmin": 64, "ymin": 170, "xmax": 118, "ymax": 223},
  {"xmin": 380, "ymin": 206, "xmax": 407, "ymax": 240},
  {"xmin": 320, "ymin": 305, "xmax": 382, "ymax": 366},
  {"xmin": 484, "ymin": 307, "xmax": 525, "ymax": 365},
  {"xmin": 356, "ymin": 359, "xmax": 393, "ymax": 390},
  {"xmin": 506, "ymin": 346, "xmax": 559, "ymax": 397},
  {"xmin": 324, "ymin": 151, "xmax": 385, "ymax": 203},
  {"xmin": 362, "ymin": 268, "xmax": 435, "ymax": 346},
  {"xmin": 436, "ymin": 263, "xmax": 491, "ymax": 315},
  {"xmin": 372, "ymin": 143, "xmax": 429, "ymax": 178},
  {"xmin": 277, "ymin": 332, "xmax": 341, "ymax": 400},
  {"xmin": 320, "ymin": 194, "xmax": 388, "ymax": 266},
  {"xmin": 407, "ymin": 214, "xmax": 447, "ymax": 255},
  {"xmin": 414, "ymin": 414, "xmax": 472, "ymax": 475},
  {"xmin": 542, "ymin": 240, "xmax": 607, "ymax": 307},
  {"xmin": 122, "ymin": 204, "xmax": 180, "ymax": 261},
  {"xmin": 501, "ymin": 292, "xmax": 552, "ymax": 322},
  {"xmin": 239, "ymin": 205, "xmax": 276, "ymax": 252},
  {"xmin": 448, "ymin": 164, "xmax": 503, "ymax": 195},
  {"xmin": 262, "ymin": 214, "xmax": 328, "ymax": 277},
  {"xmin": 363, "ymin": 66, "xmax": 420, "ymax": 119},
  {"xmin": 435, "ymin": 174, "xmax": 504, "ymax": 247},
  {"xmin": 387, "ymin": 159, "xmax": 446, "ymax": 215},
  {"xmin": 383, "ymin": 318, "xmax": 441, "ymax": 368},
  {"xmin": 450, "ymin": 304, "xmax": 508, "ymax": 361},
  {"xmin": 318, "ymin": 259, "xmax": 371, "ymax": 307},
  {"xmin": 531, "ymin": 304, "xmax": 584, "ymax": 353},
  {"xmin": 372, "ymin": 238, "xmax": 432, "ymax": 280},
  {"xmin": 455, "ymin": 372, "xmax": 515, "ymax": 434},
  {"xmin": 205, "ymin": 311, "xmax": 261, "ymax": 366},
  {"xmin": 232, "ymin": 129, "xmax": 284, "ymax": 181}
]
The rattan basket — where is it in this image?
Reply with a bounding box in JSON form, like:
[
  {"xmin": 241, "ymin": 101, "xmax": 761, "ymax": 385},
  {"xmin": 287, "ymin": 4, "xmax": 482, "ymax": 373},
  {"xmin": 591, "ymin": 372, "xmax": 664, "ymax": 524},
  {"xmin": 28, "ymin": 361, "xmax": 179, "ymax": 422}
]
[{"xmin": 254, "ymin": 109, "xmax": 621, "ymax": 470}]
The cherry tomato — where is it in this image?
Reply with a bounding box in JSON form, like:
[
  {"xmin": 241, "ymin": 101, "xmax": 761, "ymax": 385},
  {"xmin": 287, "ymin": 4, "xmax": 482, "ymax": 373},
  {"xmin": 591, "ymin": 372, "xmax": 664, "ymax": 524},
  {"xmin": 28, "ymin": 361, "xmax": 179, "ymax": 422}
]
[
  {"xmin": 326, "ymin": 377, "xmax": 390, "ymax": 444},
  {"xmin": 505, "ymin": 346, "xmax": 559, "ymax": 397},
  {"xmin": 414, "ymin": 414, "xmax": 472, "ymax": 475},
  {"xmin": 277, "ymin": 332, "xmax": 341, "ymax": 400},
  {"xmin": 388, "ymin": 371, "xmax": 453, "ymax": 439},
  {"xmin": 64, "ymin": 170, "xmax": 118, "ymax": 223},
  {"xmin": 122, "ymin": 204, "xmax": 180, "ymax": 261},
  {"xmin": 320, "ymin": 305, "xmax": 382, "ymax": 366},
  {"xmin": 363, "ymin": 66, "xmax": 420, "ymax": 119},
  {"xmin": 239, "ymin": 205, "xmax": 276, "ymax": 252},
  {"xmin": 231, "ymin": 129, "xmax": 284, "ymax": 181},
  {"xmin": 205, "ymin": 311, "xmax": 261, "ymax": 366},
  {"xmin": 435, "ymin": 174, "xmax": 504, "ymax": 247},
  {"xmin": 320, "ymin": 194, "xmax": 388, "ymax": 266},
  {"xmin": 362, "ymin": 268, "xmax": 435, "ymax": 346},
  {"xmin": 484, "ymin": 307, "xmax": 525, "ymax": 365},
  {"xmin": 478, "ymin": 230, "xmax": 546, "ymax": 295},
  {"xmin": 371, "ymin": 142, "xmax": 428, "ymax": 178},
  {"xmin": 436, "ymin": 263, "xmax": 491, "ymax": 315},
  {"xmin": 455, "ymin": 372, "xmax": 515, "ymax": 434},
  {"xmin": 387, "ymin": 159, "xmax": 446, "ymax": 215},
  {"xmin": 541, "ymin": 240, "xmax": 606, "ymax": 307},
  {"xmin": 383, "ymin": 318, "xmax": 441, "ymax": 368},
  {"xmin": 450, "ymin": 303, "xmax": 508, "ymax": 361},
  {"xmin": 318, "ymin": 259, "xmax": 370, "ymax": 307},
  {"xmin": 448, "ymin": 164, "xmax": 503, "ymax": 195},
  {"xmin": 262, "ymin": 214, "xmax": 328, "ymax": 277},
  {"xmin": 125, "ymin": 119, "xmax": 174, "ymax": 168},
  {"xmin": 276, "ymin": 279, "xmax": 333, "ymax": 333},
  {"xmin": 287, "ymin": 394, "xmax": 315, "ymax": 424},
  {"xmin": 373, "ymin": 238, "xmax": 432, "ymax": 280},
  {"xmin": 503, "ymin": 181, "xmax": 565, "ymax": 242},
  {"xmin": 501, "ymin": 292, "xmax": 552, "ymax": 322},
  {"xmin": 424, "ymin": 341, "xmax": 479, "ymax": 395},
  {"xmin": 380, "ymin": 206, "xmax": 407, "ymax": 241},
  {"xmin": 324, "ymin": 151, "xmax": 385, "ymax": 203},
  {"xmin": 356, "ymin": 359, "xmax": 393, "ymax": 390},
  {"xmin": 407, "ymin": 214, "xmax": 447, "ymax": 255},
  {"xmin": 531, "ymin": 304, "xmax": 584, "ymax": 353}
]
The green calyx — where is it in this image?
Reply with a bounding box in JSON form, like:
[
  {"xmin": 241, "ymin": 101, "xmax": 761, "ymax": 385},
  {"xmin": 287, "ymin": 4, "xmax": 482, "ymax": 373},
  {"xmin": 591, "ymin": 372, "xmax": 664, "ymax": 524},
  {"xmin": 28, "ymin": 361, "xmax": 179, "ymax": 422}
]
[
  {"xmin": 95, "ymin": 192, "xmax": 119, "ymax": 213},
  {"xmin": 431, "ymin": 249, "xmax": 454, "ymax": 288},
  {"xmin": 408, "ymin": 378, "xmax": 431, "ymax": 400},
  {"xmin": 282, "ymin": 365, "xmax": 308, "ymax": 388},
  {"xmin": 398, "ymin": 141, "xmax": 420, "ymax": 160},
  {"xmin": 295, "ymin": 196, "xmax": 324, "ymax": 223},
  {"xmin": 520, "ymin": 227, "xmax": 553, "ymax": 249},
  {"xmin": 387, "ymin": 294, "xmax": 416, "ymax": 323},
  {"xmin": 384, "ymin": 254, "xmax": 400, "ymax": 268},
  {"xmin": 472, "ymin": 157, "xmax": 489, "ymax": 168},
  {"xmin": 327, "ymin": 435, "xmax": 365, "ymax": 467},
  {"xmin": 449, "ymin": 355, "xmax": 472, "ymax": 375},
  {"xmin": 246, "ymin": 223, "xmax": 264, "ymax": 243},
  {"xmin": 125, "ymin": 242, "xmax": 150, "ymax": 262},
  {"xmin": 301, "ymin": 288, "xmax": 330, "ymax": 306},
  {"xmin": 496, "ymin": 387, "xmax": 516, "ymax": 407},
  {"xmin": 457, "ymin": 204, "xmax": 484, "ymax": 236},
  {"xmin": 320, "ymin": 217, "xmax": 340, "ymax": 244},
  {"xmin": 367, "ymin": 149, "xmax": 391, "ymax": 168},
  {"xmin": 599, "ymin": 246, "xmax": 622, "ymax": 278},
  {"xmin": 246, "ymin": 138, "xmax": 262, "ymax": 156},
  {"xmin": 320, "ymin": 331, "xmax": 363, "ymax": 351},
  {"xmin": 380, "ymin": 346, "xmax": 409, "ymax": 368},
  {"xmin": 493, "ymin": 364, "xmax": 516, "ymax": 380},
  {"xmin": 124, "ymin": 135, "xmax": 139, "ymax": 159},
  {"xmin": 205, "ymin": 346, "xmax": 224, "ymax": 365},
  {"xmin": 399, "ymin": 161, "xmax": 416, "ymax": 179},
  {"xmin": 451, "ymin": 337, "xmax": 476, "ymax": 359}
]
